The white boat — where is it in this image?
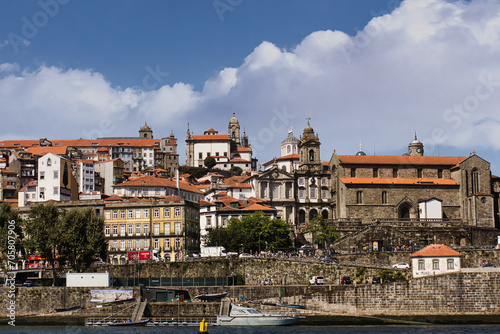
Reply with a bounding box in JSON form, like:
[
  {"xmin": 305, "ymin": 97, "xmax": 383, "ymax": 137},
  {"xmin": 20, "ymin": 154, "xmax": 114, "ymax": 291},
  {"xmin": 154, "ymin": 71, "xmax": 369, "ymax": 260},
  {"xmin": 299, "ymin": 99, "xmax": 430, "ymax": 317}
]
[{"xmin": 216, "ymin": 300, "xmax": 298, "ymax": 326}]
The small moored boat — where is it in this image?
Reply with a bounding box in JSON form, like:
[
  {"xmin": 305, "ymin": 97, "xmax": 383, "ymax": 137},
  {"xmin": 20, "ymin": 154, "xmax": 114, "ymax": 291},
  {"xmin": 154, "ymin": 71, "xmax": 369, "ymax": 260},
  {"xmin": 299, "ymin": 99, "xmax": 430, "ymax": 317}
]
[{"xmin": 216, "ymin": 300, "xmax": 298, "ymax": 326}]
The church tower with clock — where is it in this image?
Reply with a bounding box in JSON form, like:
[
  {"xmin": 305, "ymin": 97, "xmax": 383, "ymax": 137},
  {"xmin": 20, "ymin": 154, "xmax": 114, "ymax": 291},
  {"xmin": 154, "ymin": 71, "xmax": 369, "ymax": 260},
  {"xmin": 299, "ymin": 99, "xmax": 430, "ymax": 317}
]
[{"xmin": 408, "ymin": 133, "xmax": 424, "ymax": 156}]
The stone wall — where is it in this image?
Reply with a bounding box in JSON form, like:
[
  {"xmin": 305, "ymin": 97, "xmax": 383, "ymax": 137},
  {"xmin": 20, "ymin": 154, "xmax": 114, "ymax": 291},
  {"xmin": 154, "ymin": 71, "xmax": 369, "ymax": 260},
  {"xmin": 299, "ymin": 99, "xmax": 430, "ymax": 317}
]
[{"xmin": 2, "ymin": 270, "xmax": 499, "ymax": 318}]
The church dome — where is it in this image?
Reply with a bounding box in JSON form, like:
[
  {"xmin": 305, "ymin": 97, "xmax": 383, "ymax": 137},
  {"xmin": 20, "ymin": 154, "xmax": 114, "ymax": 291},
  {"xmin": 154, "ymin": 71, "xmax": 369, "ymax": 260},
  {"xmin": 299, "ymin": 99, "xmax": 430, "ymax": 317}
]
[
  {"xmin": 140, "ymin": 122, "xmax": 152, "ymax": 132},
  {"xmin": 281, "ymin": 129, "xmax": 299, "ymax": 144},
  {"xmin": 301, "ymin": 121, "xmax": 318, "ymax": 141},
  {"xmin": 356, "ymin": 150, "xmax": 366, "ymax": 156},
  {"xmin": 229, "ymin": 112, "xmax": 239, "ymax": 124}
]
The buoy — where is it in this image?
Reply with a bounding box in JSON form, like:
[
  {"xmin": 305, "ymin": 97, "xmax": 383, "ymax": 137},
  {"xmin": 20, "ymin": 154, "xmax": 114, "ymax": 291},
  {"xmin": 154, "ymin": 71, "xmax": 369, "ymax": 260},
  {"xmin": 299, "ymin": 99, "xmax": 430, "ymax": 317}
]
[{"xmin": 199, "ymin": 318, "xmax": 208, "ymax": 333}]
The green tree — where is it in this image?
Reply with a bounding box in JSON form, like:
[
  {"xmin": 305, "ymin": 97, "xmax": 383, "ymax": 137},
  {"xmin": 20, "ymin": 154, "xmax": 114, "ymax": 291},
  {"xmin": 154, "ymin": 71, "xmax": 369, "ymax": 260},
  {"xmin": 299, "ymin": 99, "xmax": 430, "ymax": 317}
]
[
  {"xmin": 205, "ymin": 212, "xmax": 292, "ymax": 253},
  {"xmin": 60, "ymin": 208, "xmax": 107, "ymax": 272},
  {"xmin": 230, "ymin": 166, "xmax": 243, "ymax": 176},
  {"xmin": 0, "ymin": 203, "xmax": 23, "ymax": 273},
  {"xmin": 25, "ymin": 203, "xmax": 63, "ymax": 286},
  {"xmin": 309, "ymin": 216, "xmax": 338, "ymax": 249},
  {"xmin": 204, "ymin": 156, "xmax": 216, "ymax": 169}
]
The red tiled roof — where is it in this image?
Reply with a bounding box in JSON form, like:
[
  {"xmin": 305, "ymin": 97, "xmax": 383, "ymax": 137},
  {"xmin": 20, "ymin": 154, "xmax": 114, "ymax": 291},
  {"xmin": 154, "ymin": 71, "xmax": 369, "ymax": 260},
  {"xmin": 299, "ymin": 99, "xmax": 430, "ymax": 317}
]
[
  {"xmin": 159, "ymin": 195, "xmax": 183, "ymax": 202},
  {"xmin": 103, "ymin": 195, "xmax": 124, "ymax": 202},
  {"xmin": 241, "ymin": 203, "xmax": 276, "ymax": 211},
  {"xmin": 234, "ymin": 147, "xmax": 251, "ymax": 152},
  {"xmin": 114, "ymin": 175, "xmax": 203, "ymax": 194},
  {"xmin": 229, "ymin": 158, "xmax": 251, "ymax": 163},
  {"xmin": 263, "ymin": 154, "xmax": 300, "ymax": 166},
  {"xmin": 26, "ymin": 146, "xmax": 68, "ymax": 156},
  {"xmin": 337, "ymin": 155, "xmax": 468, "ymax": 166},
  {"xmin": 410, "ymin": 244, "xmax": 461, "ymax": 257},
  {"xmin": 1, "ymin": 168, "xmax": 16, "ymax": 175},
  {"xmin": 0, "ymin": 138, "xmax": 160, "ymax": 149},
  {"xmin": 190, "ymin": 135, "xmax": 229, "ymax": 141},
  {"xmin": 322, "ymin": 161, "xmax": 329, "ymax": 166},
  {"xmin": 198, "ymin": 200, "xmax": 213, "ymax": 207},
  {"xmin": 340, "ymin": 177, "xmax": 458, "ymax": 186},
  {"xmin": 19, "ymin": 180, "xmax": 37, "ymax": 192}
]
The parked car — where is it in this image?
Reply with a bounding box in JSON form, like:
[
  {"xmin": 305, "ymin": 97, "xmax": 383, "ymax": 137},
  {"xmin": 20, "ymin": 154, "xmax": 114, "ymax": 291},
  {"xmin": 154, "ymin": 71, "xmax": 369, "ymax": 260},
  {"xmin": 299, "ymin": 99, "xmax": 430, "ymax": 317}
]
[
  {"xmin": 239, "ymin": 253, "xmax": 255, "ymax": 258},
  {"xmin": 309, "ymin": 276, "xmax": 325, "ymax": 285},
  {"xmin": 392, "ymin": 263, "xmax": 410, "ymax": 269},
  {"xmin": 23, "ymin": 280, "xmax": 33, "ymax": 287},
  {"xmin": 341, "ymin": 276, "xmax": 352, "ymax": 285}
]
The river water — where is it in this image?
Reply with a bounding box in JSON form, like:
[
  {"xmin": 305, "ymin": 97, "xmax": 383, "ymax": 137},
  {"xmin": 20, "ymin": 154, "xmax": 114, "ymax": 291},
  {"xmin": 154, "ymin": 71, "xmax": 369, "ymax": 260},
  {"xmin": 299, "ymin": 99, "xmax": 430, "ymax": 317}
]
[{"xmin": 1, "ymin": 326, "xmax": 500, "ymax": 334}]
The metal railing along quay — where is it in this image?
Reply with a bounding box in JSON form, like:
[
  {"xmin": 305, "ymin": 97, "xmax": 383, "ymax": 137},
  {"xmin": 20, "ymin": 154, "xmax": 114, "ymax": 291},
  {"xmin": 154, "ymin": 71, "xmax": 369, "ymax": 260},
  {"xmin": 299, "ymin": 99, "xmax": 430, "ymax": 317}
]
[{"xmin": 85, "ymin": 316, "xmax": 217, "ymax": 327}]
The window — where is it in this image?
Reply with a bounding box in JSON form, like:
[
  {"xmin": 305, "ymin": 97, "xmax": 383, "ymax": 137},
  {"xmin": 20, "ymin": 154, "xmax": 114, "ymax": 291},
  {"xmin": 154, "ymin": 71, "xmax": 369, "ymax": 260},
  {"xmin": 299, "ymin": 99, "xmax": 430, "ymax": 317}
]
[
  {"xmin": 40, "ymin": 171, "xmax": 45, "ymax": 180},
  {"xmin": 143, "ymin": 224, "xmax": 149, "ymax": 236},
  {"xmin": 154, "ymin": 209, "xmax": 159, "ymax": 218},
  {"xmin": 136, "ymin": 224, "xmax": 141, "ymax": 235},
  {"xmin": 39, "ymin": 188, "xmax": 45, "ymax": 199},
  {"xmin": 382, "ymin": 191, "xmax": 387, "ymax": 204},
  {"xmin": 298, "ymin": 177, "xmax": 305, "ymax": 186},
  {"xmin": 174, "ymin": 208, "xmax": 181, "ymax": 217},
  {"xmin": 432, "ymin": 259, "xmax": 439, "ymax": 270},
  {"xmin": 53, "ymin": 186, "xmax": 58, "ymax": 195},
  {"xmin": 351, "ymin": 168, "xmax": 356, "ymax": 177},
  {"xmin": 299, "ymin": 188, "xmax": 305, "ymax": 199},
  {"xmin": 447, "ymin": 259, "xmax": 454, "ymax": 269},
  {"xmin": 356, "ymin": 191, "xmax": 363, "ymax": 204},
  {"xmin": 120, "ymin": 210, "xmax": 125, "ymax": 219},
  {"xmin": 105, "ymin": 225, "xmax": 110, "ymax": 236},
  {"xmin": 144, "ymin": 239, "xmax": 149, "ymax": 250},
  {"xmin": 321, "ymin": 189, "xmax": 328, "ymax": 199},
  {"xmin": 373, "ymin": 168, "xmax": 378, "ymax": 178},
  {"xmin": 105, "ymin": 211, "xmax": 111, "ymax": 220},
  {"xmin": 438, "ymin": 169, "xmax": 443, "ymax": 178},
  {"xmin": 222, "ymin": 217, "xmax": 228, "ymax": 228},
  {"xmin": 47, "ymin": 158, "xmax": 51, "ymax": 166},
  {"xmin": 135, "ymin": 210, "xmax": 141, "ymax": 219},
  {"xmin": 128, "ymin": 240, "xmax": 133, "ymax": 250},
  {"xmin": 112, "ymin": 225, "xmax": 118, "ymax": 236},
  {"xmin": 112, "ymin": 240, "xmax": 118, "ymax": 250},
  {"xmin": 309, "ymin": 149, "xmax": 315, "ymax": 161},
  {"xmin": 393, "ymin": 168, "xmax": 398, "ymax": 178},
  {"xmin": 321, "ymin": 177, "xmax": 328, "ymax": 186},
  {"xmin": 154, "ymin": 238, "xmax": 160, "ymax": 249},
  {"xmin": 310, "ymin": 187, "xmax": 317, "ymax": 199},
  {"xmin": 418, "ymin": 259, "xmax": 425, "ymax": 270},
  {"xmin": 119, "ymin": 224, "xmax": 125, "ymax": 236},
  {"xmin": 154, "ymin": 223, "xmax": 160, "ymax": 235},
  {"xmin": 112, "ymin": 211, "xmax": 118, "ymax": 219},
  {"xmin": 128, "ymin": 210, "xmax": 133, "ymax": 219},
  {"xmin": 164, "ymin": 223, "xmax": 170, "ymax": 235},
  {"xmin": 53, "ymin": 170, "xmax": 58, "ymax": 179},
  {"xmin": 175, "ymin": 238, "xmax": 181, "ymax": 250},
  {"xmin": 417, "ymin": 169, "xmax": 423, "ymax": 178},
  {"xmin": 206, "ymin": 216, "xmax": 211, "ymax": 228},
  {"xmin": 164, "ymin": 238, "xmax": 170, "ymax": 249},
  {"xmin": 128, "ymin": 224, "xmax": 133, "ymax": 235},
  {"xmin": 164, "ymin": 208, "xmax": 170, "ymax": 217},
  {"xmin": 143, "ymin": 209, "xmax": 149, "ymax": 218},
  {"xmin": 174, "ymin": 222, "xmax": 181, "ymax": 235},
  {"xmin": 472, "ymin": 169, "xmax": 479, "ymax": 194}
]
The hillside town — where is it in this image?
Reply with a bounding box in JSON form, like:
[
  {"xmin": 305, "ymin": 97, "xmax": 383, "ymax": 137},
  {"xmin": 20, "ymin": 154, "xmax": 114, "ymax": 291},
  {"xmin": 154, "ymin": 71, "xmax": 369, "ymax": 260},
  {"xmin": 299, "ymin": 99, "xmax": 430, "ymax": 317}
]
[{"xmin": 1, "ymin": 114, "xmax": 499, "ymax": 267}]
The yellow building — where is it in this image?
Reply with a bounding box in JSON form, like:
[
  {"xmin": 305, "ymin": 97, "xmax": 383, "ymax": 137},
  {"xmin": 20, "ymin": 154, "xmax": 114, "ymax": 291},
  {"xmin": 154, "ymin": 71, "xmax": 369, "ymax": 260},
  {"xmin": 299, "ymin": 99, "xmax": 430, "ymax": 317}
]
[{"xmin": 103, "ymin": 195, "xmax": 200, "ymax": 264}]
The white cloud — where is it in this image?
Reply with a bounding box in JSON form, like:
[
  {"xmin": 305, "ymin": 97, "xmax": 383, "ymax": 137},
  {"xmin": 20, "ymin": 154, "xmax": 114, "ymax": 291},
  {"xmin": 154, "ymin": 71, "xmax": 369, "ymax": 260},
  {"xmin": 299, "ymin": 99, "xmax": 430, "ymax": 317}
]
[
  {"xmin": 2, "ymin": 0, "xmax": 500, "ymax": 170},
  {"xmin": 0, "ymin": 63, "xmax": 20, "ymax": 72}
]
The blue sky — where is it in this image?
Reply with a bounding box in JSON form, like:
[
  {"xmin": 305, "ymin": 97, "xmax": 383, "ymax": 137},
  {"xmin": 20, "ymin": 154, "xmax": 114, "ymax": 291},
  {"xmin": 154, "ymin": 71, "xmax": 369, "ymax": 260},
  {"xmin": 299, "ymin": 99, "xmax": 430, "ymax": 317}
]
[{"xmin": 2, "ymin": 0, "xmax": 500, "ymax": 173}]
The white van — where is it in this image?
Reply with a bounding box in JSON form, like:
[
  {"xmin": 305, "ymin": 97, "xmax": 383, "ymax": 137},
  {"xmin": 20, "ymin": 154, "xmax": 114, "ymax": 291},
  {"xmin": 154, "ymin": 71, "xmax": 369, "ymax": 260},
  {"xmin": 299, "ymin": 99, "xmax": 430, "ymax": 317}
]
[{"xmin": 309, "ymin": 276, "xmax": 324, "ymax": 285}]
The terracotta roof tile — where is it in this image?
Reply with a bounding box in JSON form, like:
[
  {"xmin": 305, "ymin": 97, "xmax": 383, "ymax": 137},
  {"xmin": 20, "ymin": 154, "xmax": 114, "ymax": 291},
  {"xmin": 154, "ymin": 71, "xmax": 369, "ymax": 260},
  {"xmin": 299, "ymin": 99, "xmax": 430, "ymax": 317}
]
[
  {"xmin": 114, "ymin": 175, "xmax": 203, "ymax": 194},
  {"xmin": 241, "ymin": 203, "xmax": 276, "ymax": 211},
  {"xmin": 410, "ymin": 244, "xmax": 461, "ymax": 257},
  {"xmin": 1, "ymin": 168, "xmax": 17, "ymax": 175},
  {"xmin": 190, "ymin": 135, "xmax": 229, "ymax": 141}
]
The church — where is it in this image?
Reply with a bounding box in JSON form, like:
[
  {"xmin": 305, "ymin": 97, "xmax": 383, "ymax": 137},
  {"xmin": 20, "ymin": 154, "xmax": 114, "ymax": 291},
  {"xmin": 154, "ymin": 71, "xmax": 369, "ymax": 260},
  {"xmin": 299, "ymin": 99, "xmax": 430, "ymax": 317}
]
[{"xmin": 185, "ymin": 114, "xmax": 257, "ymax": 172}]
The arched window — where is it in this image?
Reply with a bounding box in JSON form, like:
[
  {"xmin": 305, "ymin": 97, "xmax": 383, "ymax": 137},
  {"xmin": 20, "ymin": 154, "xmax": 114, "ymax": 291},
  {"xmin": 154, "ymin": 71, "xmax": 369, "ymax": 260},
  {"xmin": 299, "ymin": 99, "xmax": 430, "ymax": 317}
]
[
  {"xmin": 287, "ymin": 145, "xmax": 291, "ymax": 154},
  {"xmin": 232, "ymin": 131, "xmax": 236, "ymax": 139},
  {"xmin": 322, "ymin": 210, "xmax": 328, "ymax": 219},
  {"xmin": 47, "ymin": 158, "xmax": 51, "ymax": 166},
  {"xmin": 382, "ymin": 191, "xmax": 387, "ymax": 204},
  {"xmin": 399, "ymin": 206, "xmax": 410, "ymax": 219},
  {"xmin": 309, "ymin": 209, "xmax": 318, "ymax": 220},
  {"xmin": 472, "ymin": 169, "xmax": 479, "ymax": 194},
  {"xmin": 309, "ymin": 149, "xmax": 315, "ymax": 161},
  {"xmin": 298, "ymin": 210, "xmax": 306, "ymax": 224}
]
